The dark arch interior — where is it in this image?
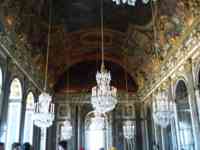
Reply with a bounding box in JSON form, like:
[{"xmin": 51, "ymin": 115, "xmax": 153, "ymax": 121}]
[
  {"xmin": 54, "ymin": 60, "xmax": 138, "ymax": 93},
  {"xmin": 176, "ymin": 80, "xmax": 188, "ymax": 99},
  {"xmin": 175, "ymin": 80, "xmax": 189, "ymax": 109}
]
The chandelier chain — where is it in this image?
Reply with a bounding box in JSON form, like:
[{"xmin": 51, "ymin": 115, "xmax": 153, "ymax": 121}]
[
  {"xmin": 101, "ymin": 0, "xmax": 104, "ymax": 67},
  {"xmin": 125, "ymin": 54, "xmax": 128, "ymax": 94},
  {"xmin": 44, "ymin": 0, "xmax": 52, "ymax": 91}
]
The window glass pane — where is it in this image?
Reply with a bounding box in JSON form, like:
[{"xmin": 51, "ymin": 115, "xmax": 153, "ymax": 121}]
[
  {"xmin": 6, "ymin": 102, "xmax": 22, "ymax": 150},
  {"xmin": 85, "ymin": 130, "xmax": 106, "ymax": 150},
  {"xmin": 26, "ymin": 92, "xmax": 34, "ymax": 110},
  {"xmin": 9, "ymin": 79, "xmax": 22, "ymax": 100},
  {"xmin": 85, "ymin": 112, "xmax": 107, "ymax": 150},
  {"xmin": 176, "ymin": 81, "xmax": 195, "ymax": 150},
  {"xmin": 23, "ymin": 92, "xmax": 34, "ymax": 144},
  {"xmin": 6, "ymin": 78, "xmax": 22, "ymax": 150}
]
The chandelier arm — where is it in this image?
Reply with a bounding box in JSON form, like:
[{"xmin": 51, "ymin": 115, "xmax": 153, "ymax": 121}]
[
  {"xmin": 44, "ymin": 0, "xmax": 52, "ymax": 91},
  {"xmin": 101, "ymin": 0, "xmax": 104, "ymax": 67}
]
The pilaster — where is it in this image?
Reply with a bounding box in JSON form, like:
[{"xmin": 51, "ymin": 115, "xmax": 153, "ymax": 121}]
[{"xmin": 184, "ymin": 59, "xmax": 200, "ymax": 150}]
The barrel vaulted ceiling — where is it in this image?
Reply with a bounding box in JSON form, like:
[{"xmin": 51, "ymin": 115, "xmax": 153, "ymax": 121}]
[{"xmin": 0, "ymin": 0, "xmax": 196, "ymax": 94}]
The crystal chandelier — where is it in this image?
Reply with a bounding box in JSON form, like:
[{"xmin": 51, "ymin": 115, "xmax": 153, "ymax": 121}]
[
  {"xmin": 91, "ymin": 0, "xmax": 117, "ymax": 113},
  {"xmin": 123, "ymin": 120, "xmax": 135, "ymax": 139},
  {"xmin": 33, "ymin": 92, "xmax": 55, "ymax": 128},
  {"xmin": 152, "ymin": 89, "xmax": 175, "ymax": 128},
  {"xmin": 91, "ymin": 64, "xmax": 117, "ymax": 113},
  {"xmin": 33, "ymin": 0, "xmax": 55, "ymax": 149},
  {"xmin": 112, "ymin": 0, "xmax": 156, "ymax": 7},
  {"xmin": 61, "ymin": 120, "xmax": 73, "ymax": 140}
]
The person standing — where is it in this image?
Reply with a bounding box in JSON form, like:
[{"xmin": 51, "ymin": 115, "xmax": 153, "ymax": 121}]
[
  {"xmin": 58, "ymin": 140, "xmax": 67, "ymax": 150},
  {"xmin": 22, "ymin": 143, "xmax": 32, "ymax": 150},
  {"xmin": 12, "ymin": 143, "xmax": 21, "ymax": 150},
  {"xmin": 0, "ymin": 142, "xmax": 4, "ymax": 150}
]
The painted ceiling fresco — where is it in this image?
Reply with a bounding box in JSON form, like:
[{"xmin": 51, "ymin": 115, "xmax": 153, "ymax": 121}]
[{"xmin": 0, "ymin": 0, "xmax": 199, "ymax": 93}]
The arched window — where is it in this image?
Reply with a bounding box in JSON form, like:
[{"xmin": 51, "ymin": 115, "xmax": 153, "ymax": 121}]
[
  {"xmin": 23, "ymin": 92, "xmax": 34, "ymax": 144},
  {"xmin": 85, "ymin": 112, "xmax": 107, "ymax": 150},
  {"xmin": 6, "ymin": 78, "xmax": 22, "ymax": 150},
  {"xmin": 175, "ymin": 80, "xmax": 194, "ymax": 150}
]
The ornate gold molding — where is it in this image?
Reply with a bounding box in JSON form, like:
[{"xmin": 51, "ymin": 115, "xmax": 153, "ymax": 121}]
[{"xmin": 139, "ymin": 17, "xmax": 200, "ymax": 102}]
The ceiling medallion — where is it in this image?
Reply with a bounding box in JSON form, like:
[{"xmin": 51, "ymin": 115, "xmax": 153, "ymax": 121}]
[
  {"xmin": 91, "ymin": 0, "xmax": 117, "ymax": 113},
  {"xmin": 112, "ymin": 0, "xmax": 156, "ymax": 6}
]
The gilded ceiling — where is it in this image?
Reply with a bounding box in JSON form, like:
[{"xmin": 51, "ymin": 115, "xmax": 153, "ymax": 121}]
[{"xmin": 0, "ymin": 0, "xmax": 199, "ymax": 93}]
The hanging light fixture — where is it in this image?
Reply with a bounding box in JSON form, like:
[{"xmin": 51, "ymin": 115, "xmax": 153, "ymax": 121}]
[
  {"xmin": 33, "ymin": 0, "xmax": 54, "ymax": 149},
  {"xmin": 33, "ymin": 92, "xmax": 54, "ymax": 128},
  {"xmin": 149, "ymin": 0, "xmax": 175, "ymax": 128},
  {"xmin": 123, "ymin": 120, "xmax": 135, "ymax": 139},
  {"xmin": 122, "ymin": 51, "xmax": 135, "ymax": 138},
  {"xmin": 123, "ymin": 120, "xmax": 136, "ymax": 150},
  {"xmin": 61, "ymin": 37, "xmax": 73, "ymax": 141},
  {"xmin": 91, "ymin": 0, "xmax": 117, "ymax": 113},
  {"xmin": 152, "ymin": 88, "xmax": 175, "ymax": 128},
  {"xmin": 61, "ymin": 119, "xmax": 73, "ymax": 140},
  {"xmin": 112, "ymin": 0, "xmax": 156, "ymax": 7}
]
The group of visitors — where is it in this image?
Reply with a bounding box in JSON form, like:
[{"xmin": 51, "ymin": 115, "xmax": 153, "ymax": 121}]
[
  {"xmin": 0, "ymin": 142, "xmax": 33, "ymax": 150},
  {"xmin": 0, "ymin": 141, "xmax": 66, "ymax": 150}
]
